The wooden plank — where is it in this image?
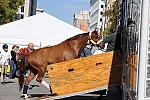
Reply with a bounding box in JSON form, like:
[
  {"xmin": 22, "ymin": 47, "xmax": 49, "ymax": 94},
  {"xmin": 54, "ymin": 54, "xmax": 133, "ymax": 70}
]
[
  {"xmin": 47, "ymin": 51, "xmax": 122, "ymax": 96},
  {"xmin": 129, "ymin": 53, "xmax": 138, "ymax": 89}
]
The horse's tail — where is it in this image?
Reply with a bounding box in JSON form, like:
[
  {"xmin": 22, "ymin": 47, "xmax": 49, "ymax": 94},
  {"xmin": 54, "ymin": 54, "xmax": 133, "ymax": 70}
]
[{"xmin": 18, "ymin": 56, "xmax": 25, "ymax": 91}]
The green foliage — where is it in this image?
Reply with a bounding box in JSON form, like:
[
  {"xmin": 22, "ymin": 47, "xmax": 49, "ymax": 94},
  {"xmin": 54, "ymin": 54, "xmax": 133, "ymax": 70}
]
[
  {"xmin": 103, "ymin": 0, "xmax": 118, "ymax": 36},
  {"xmin": 0, "ymin": 0, "xmax": 24, "ymax": 25}
]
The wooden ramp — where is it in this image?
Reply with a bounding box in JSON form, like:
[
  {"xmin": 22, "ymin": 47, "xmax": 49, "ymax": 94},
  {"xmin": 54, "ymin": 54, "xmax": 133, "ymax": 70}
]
[{"xmin": 45, "ymin": 51, "xmax": 122, "ymax": 99}]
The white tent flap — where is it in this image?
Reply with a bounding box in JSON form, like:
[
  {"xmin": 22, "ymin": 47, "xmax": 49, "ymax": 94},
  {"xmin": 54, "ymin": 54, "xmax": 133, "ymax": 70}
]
[{"xmin": 0, "ymin": 12, "xmax": 84, "ymax": 50}]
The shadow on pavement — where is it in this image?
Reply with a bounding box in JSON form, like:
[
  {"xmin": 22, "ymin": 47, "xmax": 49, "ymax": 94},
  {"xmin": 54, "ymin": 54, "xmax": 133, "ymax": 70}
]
[{"xmin": 5, "ymin": 81, "xmax": 15, "ymax": 84}]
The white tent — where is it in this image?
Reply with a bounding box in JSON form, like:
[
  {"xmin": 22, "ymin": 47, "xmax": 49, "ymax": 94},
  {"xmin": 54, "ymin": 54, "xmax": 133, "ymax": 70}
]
[{"xmin": 0, "ymin": 12, "xmax": 84, "ymax": 50}]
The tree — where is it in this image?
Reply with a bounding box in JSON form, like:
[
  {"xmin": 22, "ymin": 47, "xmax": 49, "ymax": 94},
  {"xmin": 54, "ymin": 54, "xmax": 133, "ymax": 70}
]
[
  {"xmin": 103, "ymin": 0, "xmax": 118, "ymax": 36},
  {"xmin": 0, "ymin": 0, "xmax": 24, "ymax": 25}
]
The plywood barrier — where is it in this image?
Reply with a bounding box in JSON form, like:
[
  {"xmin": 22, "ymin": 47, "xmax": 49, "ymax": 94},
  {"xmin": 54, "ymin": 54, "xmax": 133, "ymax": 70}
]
[
  {"xmin": 47, "ymin": 51, "xmax": 122, "ymax": 96},
  {"xmin": 129, "ymin": 53, "xmax": 138, "ymax": 90}
]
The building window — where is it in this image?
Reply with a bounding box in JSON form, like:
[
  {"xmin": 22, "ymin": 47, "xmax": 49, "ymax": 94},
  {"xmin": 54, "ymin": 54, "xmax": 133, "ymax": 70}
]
[
  {"xmin": 90, "ymin": 23, "xmax": 98, "ymax": 30},
  {"xmin": 21, "ymin": 6, "xmax": 24, "ymax": 12},
  {"xmin": 29, "ymin": 0, "xmax": 37, "ymax": 16},
  {"xmin": 21, "ymin": 14, "xmax": 24, "ymax": 19},
  {"xmin": 100, "ymin": 12, "xmax": 103, "ymax": 15},
  {"xmin": 100, "ymin": 18, "xmax": 102, "ymax": 22},
  {"xmin": 90, "ymin": 0, "xmax": 97, "ymax": 7},
  {"xmin": 101, "ymin": 5, "xmax": 104, "ymax": 8},
  {"xmin": 90, "ymin": 9, "xmax": 98, "ymax": 17}
]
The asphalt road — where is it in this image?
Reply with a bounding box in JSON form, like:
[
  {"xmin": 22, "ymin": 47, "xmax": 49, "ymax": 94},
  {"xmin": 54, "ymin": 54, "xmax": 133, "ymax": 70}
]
[
  {"xmin": 0, "ymin": 76, "xmax": 52, "ymax": 100},
  {"xmin": 0, "ymin": 76, "xmax": 121, "ymax": 100}
]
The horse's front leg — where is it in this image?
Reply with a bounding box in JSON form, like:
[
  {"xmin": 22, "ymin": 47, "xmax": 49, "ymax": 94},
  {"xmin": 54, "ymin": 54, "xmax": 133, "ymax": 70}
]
[
  {"xmin": 22, "ymin": 71, "xmax": 36, "ymax": 99},
  {"xmin": 36, "ymin": 69, "xmax": 53, "ymax": 94},
  {"xmin": 38, "ymin": 79, "xmax": 53, "ymax": 94}
]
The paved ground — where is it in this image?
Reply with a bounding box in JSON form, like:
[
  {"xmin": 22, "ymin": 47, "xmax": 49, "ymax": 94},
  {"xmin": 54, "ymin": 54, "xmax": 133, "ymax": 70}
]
[
  {"xmin": 0, "ymin": 76, "xmax": 51, "ymax": 100},
  {"xmin": 0, "ymin": 76, "xmax": 122, "ymax": 100}
]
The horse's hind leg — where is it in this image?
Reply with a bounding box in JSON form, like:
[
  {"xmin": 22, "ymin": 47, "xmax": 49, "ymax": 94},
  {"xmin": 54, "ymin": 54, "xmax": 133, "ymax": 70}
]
[
  {"xmin": 22, "ymin": 69, "xmax": 37, "ymax": 98},
  {"xmin": 36, "ymin": 68, "xmax": 53, "ymax": 94}
]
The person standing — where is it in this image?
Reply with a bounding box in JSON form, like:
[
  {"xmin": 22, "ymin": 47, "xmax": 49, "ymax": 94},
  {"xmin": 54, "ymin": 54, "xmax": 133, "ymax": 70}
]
[
  {"xmin": 27, "ymin": 43, "xmax": 34, "ymax": 52},
  {"xmin": 10, "ymin": 45, "xmax": 19, "ymax": 79},
  {"xmin": 0, "ymin": 44, "xmax": 11, "ymax": 85}
]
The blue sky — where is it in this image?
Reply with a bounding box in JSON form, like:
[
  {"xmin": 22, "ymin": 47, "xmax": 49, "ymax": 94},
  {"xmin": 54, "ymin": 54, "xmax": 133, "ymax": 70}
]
[{"xmin": 37, "ymin": 0, "xmax": 90, "ymax": 25}]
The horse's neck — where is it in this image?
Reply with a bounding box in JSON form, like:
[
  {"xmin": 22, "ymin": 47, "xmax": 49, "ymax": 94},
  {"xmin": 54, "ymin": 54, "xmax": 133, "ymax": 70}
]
[{"xmin": 70, "ymin": 35, "xmax": 89, "ymax": 56}]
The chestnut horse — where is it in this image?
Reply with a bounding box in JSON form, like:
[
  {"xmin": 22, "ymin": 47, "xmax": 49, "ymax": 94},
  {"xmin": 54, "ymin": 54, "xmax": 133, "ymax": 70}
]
[{"xmin": 19, "ymin": 31, "xmax": 102, "ymax": 98}]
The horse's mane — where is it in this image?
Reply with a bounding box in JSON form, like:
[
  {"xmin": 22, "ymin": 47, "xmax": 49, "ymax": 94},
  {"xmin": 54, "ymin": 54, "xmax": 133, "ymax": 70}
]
[
  {"xmin": 45, "ymin": 32, "xmax": 89, "ymax": 49},
  {"xmin": 26, "ymin": 32, "xmax": 89, "ymax": 51},
  {"xmin": 66, "ymin": 32, "xmax": 89, "ymax": 41}
]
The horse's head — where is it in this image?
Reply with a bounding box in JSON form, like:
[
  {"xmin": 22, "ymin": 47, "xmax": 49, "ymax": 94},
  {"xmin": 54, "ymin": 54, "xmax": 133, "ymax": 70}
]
[
  {"xmin": 89, "ymin": 31, "xmax": 102, "ymax": 45},
  {"xmin": 89, "ymin": 31, "xmax": 105, "ymax": 49}
]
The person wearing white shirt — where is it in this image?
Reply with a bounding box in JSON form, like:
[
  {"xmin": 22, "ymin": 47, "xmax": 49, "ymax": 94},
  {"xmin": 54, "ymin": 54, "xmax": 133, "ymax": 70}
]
[{"xmin": 0, "ymin": 44, "xmax": 11, "ymax": 85}]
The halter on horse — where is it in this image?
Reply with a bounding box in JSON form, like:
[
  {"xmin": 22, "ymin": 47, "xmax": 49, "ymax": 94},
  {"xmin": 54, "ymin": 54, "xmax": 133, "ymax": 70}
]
[{"xmin": 19, "ymin": 31, "xmax": 102, "ymax": 98}]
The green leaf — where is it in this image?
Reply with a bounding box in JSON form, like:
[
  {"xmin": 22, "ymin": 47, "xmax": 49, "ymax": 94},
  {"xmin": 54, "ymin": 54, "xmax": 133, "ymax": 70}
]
[
  {"xmin": 103, "ymin": 0, "xmax": 118, "ymax": 36},
  {"xmin": 0, "ymin": 0, "xmax": 24, "ymax": 25}
]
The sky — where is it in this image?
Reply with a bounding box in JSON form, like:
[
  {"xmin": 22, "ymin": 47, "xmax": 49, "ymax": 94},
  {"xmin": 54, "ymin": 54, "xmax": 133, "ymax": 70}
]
[{"xmin": 37, "ymin": 0, "xmax": 90, "ymax": 25}]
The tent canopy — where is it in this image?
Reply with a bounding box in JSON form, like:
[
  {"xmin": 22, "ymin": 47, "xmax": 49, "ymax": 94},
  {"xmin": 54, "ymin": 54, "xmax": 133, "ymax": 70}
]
[{"xmin": 0, "ymin": 12, "xmax": 84, "ymax": 48}]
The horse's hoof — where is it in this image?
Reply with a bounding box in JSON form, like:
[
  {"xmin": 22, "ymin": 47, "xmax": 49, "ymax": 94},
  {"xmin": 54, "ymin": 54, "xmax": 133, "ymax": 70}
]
[
  {"xmin": 24, "ymin": 97, "xmax": 30, "ymax": 100},
  {"xmin": 1, "ymin": 82, "xmax": 5, "ymax": 85},
  {"xmin": 49, "ymin": 85, "xmax": 57, "ymax": 96},
  {"xmin": 50, "ymin": 93, "xmax": 57, "ymax": 96},
  {"xmin": 49, "ymin": 85, "xmax": 53, "ymax": 94},
  {"xmin": 20, "ymin": 94, "xmax": 29, "ymax": 100},
  {"xmin": 20, "ymin": 95, "xmax": 25, "ymax": 98}
]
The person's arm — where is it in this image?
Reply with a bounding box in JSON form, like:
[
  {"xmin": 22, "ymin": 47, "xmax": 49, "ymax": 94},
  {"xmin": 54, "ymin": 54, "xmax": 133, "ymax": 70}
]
[
  {"xmin": 9, "ymin": 52, "xmax": 12, "ymax": 60},
  {"xmin": 103, "ymin": 33, "xmax": 114, "ymax": 43},
  {"xmin": 0, "ymin": 53, "xmax": 5, "ymax": 65},
  {"xmin": 7, "ymin": 52, "xmax": 11, "ymax": 61},
  {"xmin": 11, "ymin": 51, "xmax": 16, "ymax": 60}
]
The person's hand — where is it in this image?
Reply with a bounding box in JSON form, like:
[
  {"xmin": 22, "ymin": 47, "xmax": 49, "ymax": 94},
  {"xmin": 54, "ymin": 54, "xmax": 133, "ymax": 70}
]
[
  {"xmin": 98, "ymin": 41, "xmax": 105, "ymax": 49},
  {"xmin": 7, "ymin": 58, "xmax": 10, "ymax": 60}
]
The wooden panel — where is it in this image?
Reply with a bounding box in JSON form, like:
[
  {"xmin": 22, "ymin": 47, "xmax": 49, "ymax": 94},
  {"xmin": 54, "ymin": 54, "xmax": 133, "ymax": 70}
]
[
  {"xmin": 129, "ymin": 53, "xmax": 138, "ymax": 89},
  {"xmin": 47, "ymin": 51, "xmax": 122, "ymax": 96}
]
